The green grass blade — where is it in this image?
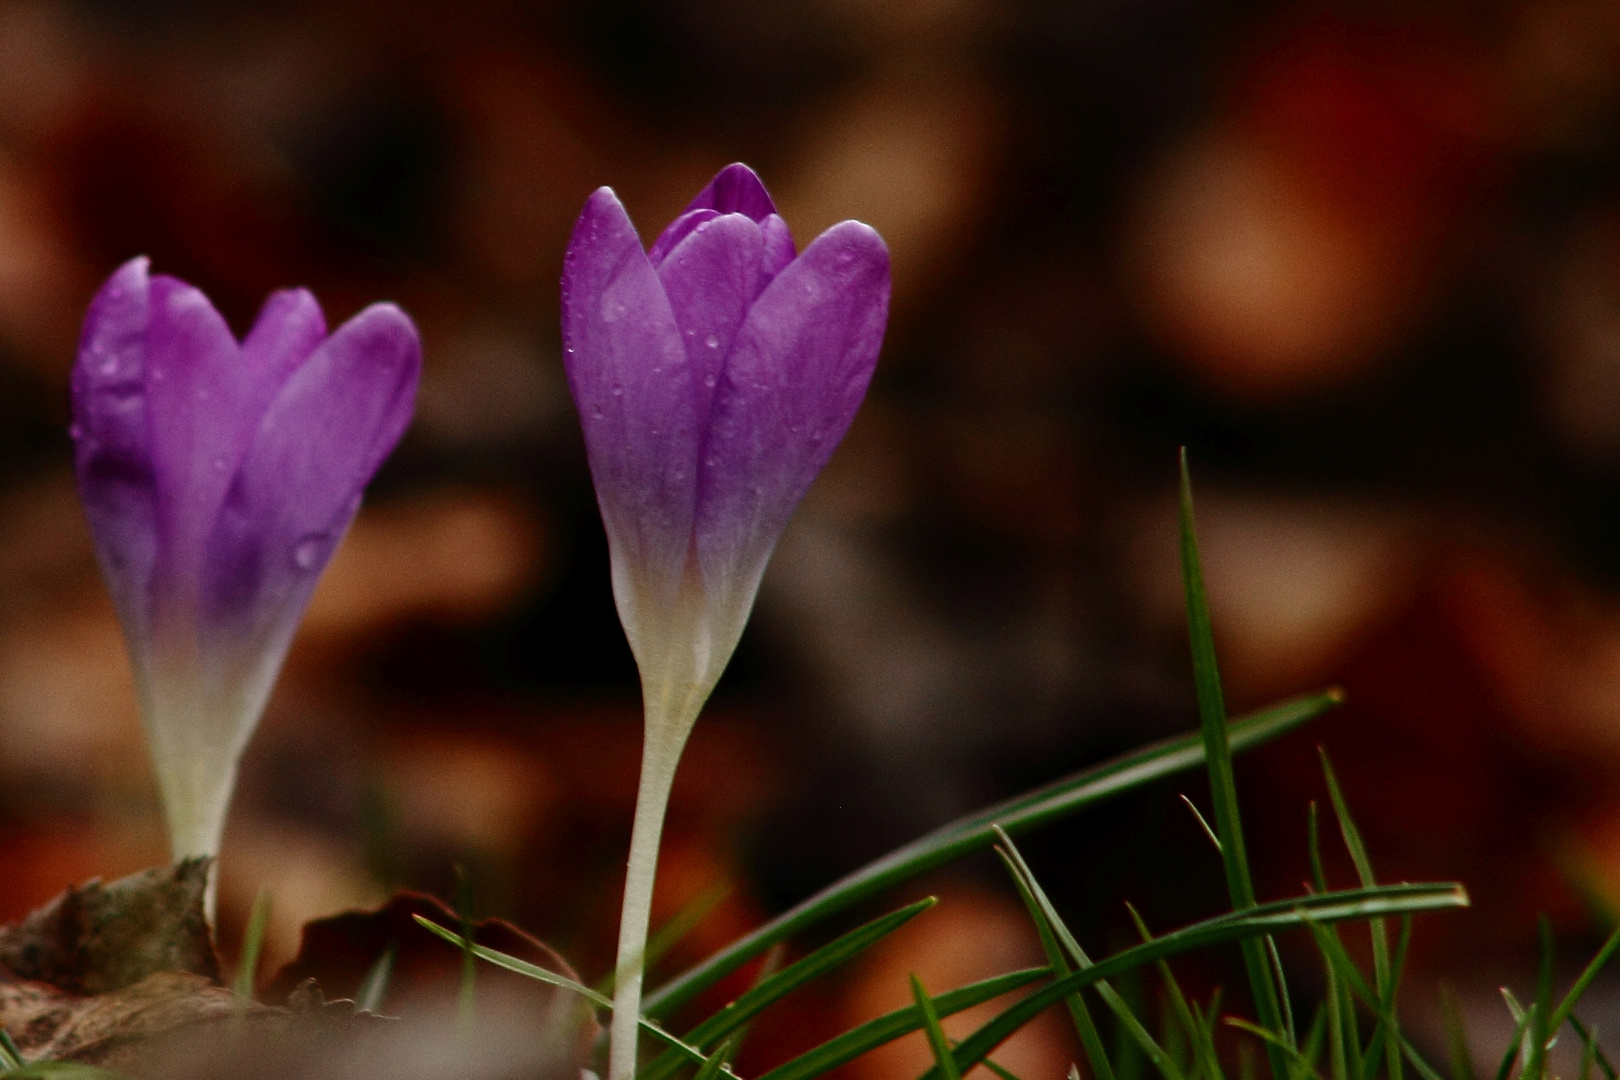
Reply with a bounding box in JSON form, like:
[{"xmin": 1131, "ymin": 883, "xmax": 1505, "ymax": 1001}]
[
  {"xmin": 996, "ymin": 845, "xmax": 1118, "ymax": 1080},
  {"xmin": 1226, "ymin": 1018, "xmax": 1326, "ymax": 1080},
  {"xmin": 1570, "ymin": 1016, "xmax": 1618, "ymax": 1080},
  {"xmin": 913, "ymin": 975, "xmax": 964, "ymax": 1080},
  {"xmin": 354, "ymin": 943, "xmax": 395, "ymax": 1014},
  {"xmin": 1178, "ymin": 450, "xmax": 1287, "ymax": 1078},
  {"xmin": 645, "ymin": 689, "xmax": 1340, "ymax": 1019},
  {"xmin": 454, "ymin": 865, "xmax": 477, "ymax": 1036},
  {"xmin": 1550, "ymin": 924, "xmax": 1620, "ymax": 1036},
  {"xmin": 0, "ymin": 1028, "xmax": 21, "ymax": 1070},
  {"xmin": 1525, "ymin": 917, "xmax": 1555, "ymax": 1080},
  {"xmin": 920, "ymin": 883, "xmax": 1466, "ymax": 1080},
  {"xmin": 2, "ymin": 1066, "xmax": 135, "ymax": 1079},
  {"xmin": 755, "ymin": 968, "xmax": 1048, "ymax": 1080},
  {"xmin": 231, "ymin": 888, "xmax": 272, "ymax": 1031},
  {"xmin": 1307, "ymin": 803, "xmax": 1326, "ymax": 894},
  {"xmin": 1581, "ymin": 1025, "xmax": 1599, "ymax": 1080},
  {"xmin": 1495, "ymin": 989, "xmax": 1532, "ymax": 1080},
  {"xmin": 1306, "ymin": 920, "xmax": 1444, "ymax": 1080},
  {"xmin": 1320, "ymin": 752, "xmax": 1398, "ymax": 1080},
  {"xmin": 692, "ymin": 1036, "xmax": 740, "ymax": 1080},
  {"xmin": 982, "ymin": 1057, "xmax": 1029, "ymax": 1080},
  {"xmin": 1125, "ymin": 904, "xmax": 1204, "ymax": 1080},
  {"xmin": 636, "ymin": 899, "xmax": 936, "ymax": 1080},
  {"xmin": 1438, "ymin": 986, "xmax": 1475, "ymax": 1080},
  {"xmin": 596, "ymin": 883, "xmax": 731, "ymax": 999},
  {"xmin": 999, "ymin": 828, "xmax": 1187, "ymax": 1080},
  {"xmin": 1267, "ymin": 935, "xmax": 1296, "ymax": 1050}
]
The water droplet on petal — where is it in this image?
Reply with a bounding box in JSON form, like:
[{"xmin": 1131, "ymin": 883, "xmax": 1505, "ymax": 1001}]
[
  {"xmin": 703, "ymin": 374, "xmax": 717, "ymax": 388},
  {"xmin": 611, "ymin": 384, "xmax": 624, "ymax": 397},
  {"xmin": 99, "ymin": 359, "xmax": 117, "ymax": 376},
  {"xmin": 292, "ymin": 533, "xmax": 330, "ymax": 570},
  {"xmin": 704, "ymin": 334, "xmax": 719, "ymax": 349}
]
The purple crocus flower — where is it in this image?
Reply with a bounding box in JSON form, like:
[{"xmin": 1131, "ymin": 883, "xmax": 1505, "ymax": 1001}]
[
  {"xmin": 72, "ymin": 257, "xmax": 421, "ymax": 862},
  {"xmin": 562, "ymin": 164, "xmax": 889, "ymax": 1079}
]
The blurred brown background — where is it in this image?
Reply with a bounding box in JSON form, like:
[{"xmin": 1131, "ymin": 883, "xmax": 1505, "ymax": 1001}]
[{"xmin": 1, "ymin": 0, "xmax": 1620, "ymax": 1074}]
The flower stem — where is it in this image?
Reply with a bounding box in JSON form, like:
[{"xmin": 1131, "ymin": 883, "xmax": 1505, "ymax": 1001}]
[{"xmin": 609, "ymin": 724, "xmax": 685, "ymax": 1080}]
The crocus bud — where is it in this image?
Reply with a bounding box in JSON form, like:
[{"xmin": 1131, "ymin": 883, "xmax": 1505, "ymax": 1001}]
[
  {"xmin": 562, "ymin": 164, "xmax": 889, "ymax": 1080},
  {"xmin": 72, "ymin": 258, "xmax": 422, "ymax": 862}
]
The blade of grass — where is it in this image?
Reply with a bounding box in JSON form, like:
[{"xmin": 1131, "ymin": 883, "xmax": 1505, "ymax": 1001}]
[
  {"xmin": 3, "ymin": 1066, "xmax": 135, "ymax": 1079},
  {"xmin": 982, "ymin": 1057, "xmax": 1029, "ymax": 1080},
  {"xmin": 0, "ymin": 1028, "xmax": 22, "ymax": 1070},
  {"xmin": 1320, "ymin": 752, "xmax": 1399, "ymax": 1080},
  {"xmin": 1524, "ymin": 918, "xmax": 1555, "ymax": 1080},
  {"xmin": 1496, "ymin": 989, "xmax": 1532, "ymax": 1080},
  {"xmin": 1549, "ymin": 924, "xmax": 1620, "ymax": 1036},
  {"xmin": 1125, "ymin": 903, "xmax": 1206, "ymax": 1080},
  {"xmin": 1305, "ymin": 920, "xmax": 1444, "ymax": 1080},
  {"xmin": 454, "ymin": 865, "xmax": 476, "ymax": 1036},
  {"xmin": 1227, "ymin": 1018, "xmax": 1325, "ymax": 1080},
  {"xmin": 635, "ymin": 899, "xmax": 936, "ymax": 1080},
  {"xmin": 996, "ymin": 845, "xmax": 1119, "ymax": 1080},
  {"xmin": 646, "ymin": 689, "xmax": 1340, "ymax": 1018},
  {"xmin": 595, "ymin": 883, "xmax": 731, "ymax": 999},
  {"xmin": 914, "ymin": 975, "xmax": 964, "ymax": 1080},
  {"xmin": 998, "ymin": 829, "xmax": 1184, "ymax": 1080},
  {"xmin": 415, "ymin": 915, "xmax": 749, "ymax": 1080},
  {"xmin": 919, "ymin": 883, "xmax": 1467, "ymax": 1080},
  {"xmin": 1438, "ymin": 985, "xmax": 1476, "ymax": 1080},
  {"xmin": 1267, "ymin": 935, "xmax": 1296, "ymax": 1050},
  {"xmin": 692, "ymin": 1036, "xmax": 740, "ymax": 1080},
  {"xmin": 1581, "ymin": 1025, "xmax": 1599, "ymax": 1080},
  {"xmin": 755, "ymin": 968, "xmax": 1048, "ymax": 1080},
  {"xmin": 1570, "ymin": 1016, "xmax": 1618, "ymax": 1080},
  {"xmin": 1179, "ymin": 450, "xmax": 1287, "ymax": 1080},
  {"xmin": 231, "ymin": 888, "xmax": 272, "ymax": 1031},
  {"xmin": 354, "ymin": 943, "xmax": 395, "ymax": 1014}
]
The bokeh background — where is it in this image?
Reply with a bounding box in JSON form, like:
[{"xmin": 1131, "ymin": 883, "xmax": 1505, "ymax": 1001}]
[{"xmin": 1, "ymin": 0, "xmax": 1620, "ymax": 1074}]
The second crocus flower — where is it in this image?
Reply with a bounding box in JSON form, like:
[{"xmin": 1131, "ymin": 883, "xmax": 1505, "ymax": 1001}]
[{"xmin": 562, "ymin": 164, "xmax": 890, "ymax": 1079}]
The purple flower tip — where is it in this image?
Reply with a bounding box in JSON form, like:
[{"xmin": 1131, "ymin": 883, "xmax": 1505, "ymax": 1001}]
[
  {"xmin": 72, "ymin": 257, "xmax": 422, "ymax": 857},
  {"xmin": 561, "ymin": 165, "xmax": 890, "ymax": 708}
]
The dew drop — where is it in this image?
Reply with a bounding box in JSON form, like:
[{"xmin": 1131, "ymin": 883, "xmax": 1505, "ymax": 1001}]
[
  {"xmin": 704, "ymin": 334, "xmax": 719, "ymax": 349},
  {"xmin": 99, "ymin": 359, "xmax": 118, "ymax": 376},
  {"xmin": 292, "ymin": 535, "xmax": 328, "ymax": 570},
  {"xmin": 703, "ymin": 374, "xmax": 717, "ymax": 388},
  {"xmin": 611, "ymin": 384, "xmax": 624, "ymax": 397}
]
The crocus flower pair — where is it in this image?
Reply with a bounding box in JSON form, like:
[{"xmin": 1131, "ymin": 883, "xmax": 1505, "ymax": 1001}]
[
  {"xmin": 562, "ymin": 165, "xmax": 890, "ymax": 1079},
  {"xmin": 70, "ymin": 162, "xmax": 887, "ymax": 1080},
  {"xmin": 72, "ymin": 258, "xmax": 421, "ymax": 862}
]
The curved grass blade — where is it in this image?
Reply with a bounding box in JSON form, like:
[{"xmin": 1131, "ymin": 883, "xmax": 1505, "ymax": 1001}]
[
  {"xmin": 3, "ymin": 1067, "xmax": 135, "ymax": 1080},
  {"xmin": 1179, "ymin": 450, "xmax": 1285, "ymax": 1080},
  {"xmin": 997, "ymin": 830, "xmax": 1177, "ymax": 1080},
  {"xmin": 1227, "ymin": 1019, "xmax": 1325, "ymax": 1080},
  {"xmin": 636, "ymin": 899, "xmax": 936, "ymax": 1080},
  {"xmin": 1570, "ymin": 1016, "xmax": 1618, "ymax": 1080},
  {"xmin": 757, "ymin": 968, "xmax": 1048, "ymax": 1080},
  {"xmin": 355, "ymin": 943, "xmax": 395, "ymax": 1014},
  {"xmin": 1306, "ymin": 921, "xmax": 1444, "ymax": 1080},
  {"xmin": 914, "ymin": 975, "xmax": 963, "ymax": 1080},
  {"xmin": 415, "ymin": 915, "xmax": 744, "ymax": 1080},
  {"xmin": 1549, "ymin": 924, "xmax": 1620, "ymax": 1036},
  {"xmin": 647, "ymin": 689, "xmax": 1339, "ymax": 1019},
  {"xmin": 918, "ymin": 883, "xmax": 1468, "ymax": 1080}
]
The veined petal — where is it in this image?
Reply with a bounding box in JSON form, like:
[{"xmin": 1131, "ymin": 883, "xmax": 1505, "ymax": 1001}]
[
  {"xmin": 656, "ymin": 213, "xmax": 764, "ymax": 437},
  {"xmin": 562, "ymin": 187, "xmax": 699, "ymax": 644},
  {"xmin": 759, "ymin": 214, "xmax": 797, "ymax": 287},
  {"xmin": 647, "ymin": 208, "xmax": 719, "ymax": 269},
  {"xmin": 242, "ymin": 288, "xmax": 327, "ymax": 384},
  {"xmin": 694, "ymin": 220, "xmax": 890, "ymax": 604},
  {"xmin": 143, "ymin": 275, "xmax": 266, "ymax": 601},
  {"xmin": 682, "ymin": 163, "xmax": 778, "ymax": 221},
  {"xmin": 72, "ymin": 257, "xmax": 157, "ymax": 644},
  {"xmin": 201, "ymin": 303, "xmax": 420, "ymax": 668}
]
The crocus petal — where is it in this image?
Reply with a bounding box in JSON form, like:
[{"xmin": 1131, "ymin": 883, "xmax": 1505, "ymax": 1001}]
[
  {"xmin": 143, "ymin": 275, "xmax": 261, "ymax": 602},
  {"xmin": 694, "ymin": 220, "xmax": 890, "ymax": 602},
  {"xmin": 562, "ymin": 187, "xmax": 698, "ymax": 643},
  {"xmin": 759, "ymin": 214, "xmax": 797, "ymax": 286},
  {"xmin": 656, "ymin": 213, "xmax": 764, "ymax": 436},
  {"xmin": 72, "ymin": 257, "xmax": 157, "ymax": 644},
  {"xmin": 242, "ymin": 288, "xmax": 327, "ymax": 385},
  {"xmin": 682, "ymin": 163, "xmax": 777, "ymax": 221},
  {"xmin": 201, "ymin": 302, "xmax": 421, "ymax": 660},
  {"xmin": 647, "ymin": 208, "xmax": 719, "ymax": 269}
]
